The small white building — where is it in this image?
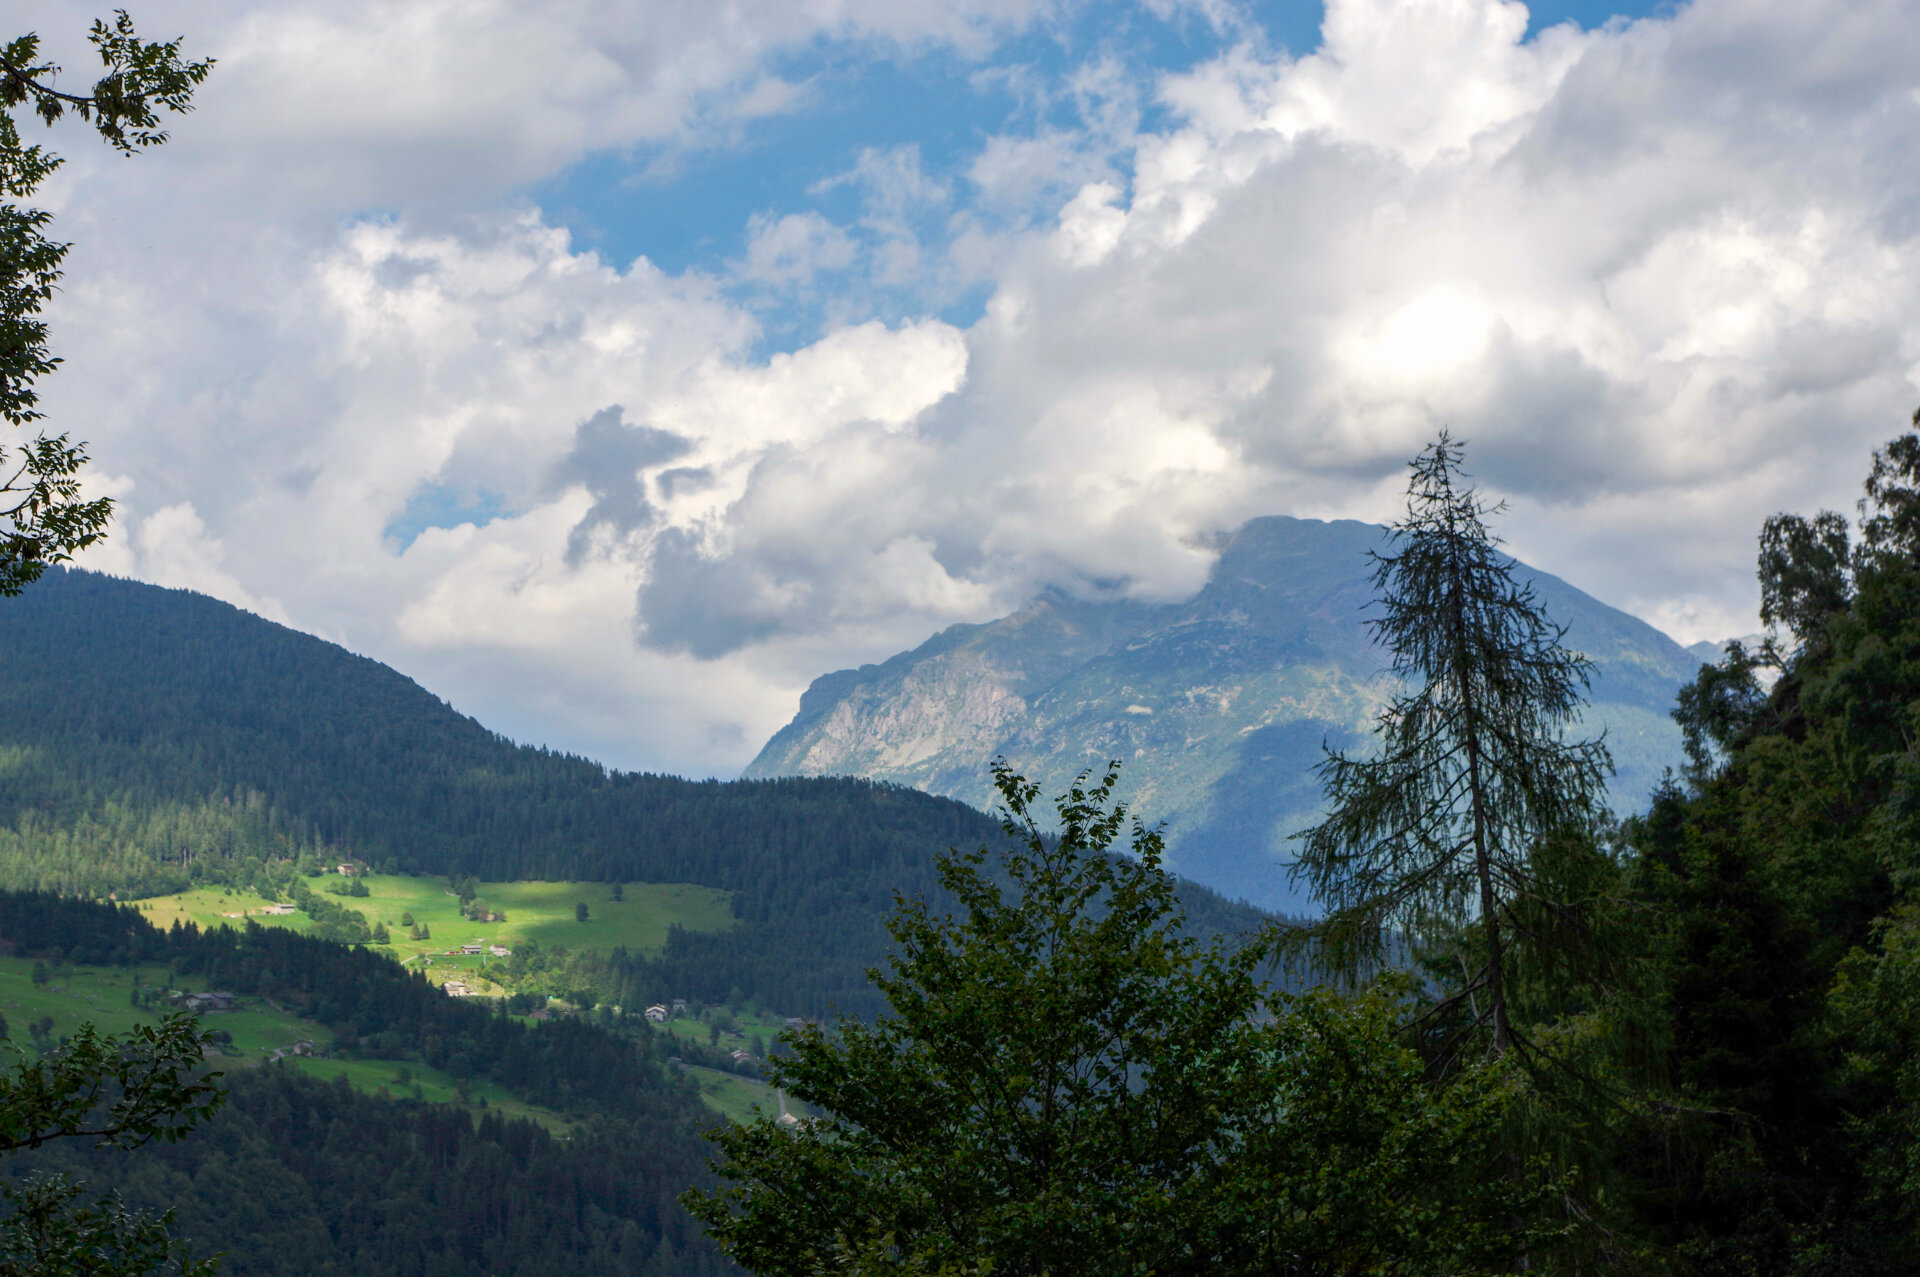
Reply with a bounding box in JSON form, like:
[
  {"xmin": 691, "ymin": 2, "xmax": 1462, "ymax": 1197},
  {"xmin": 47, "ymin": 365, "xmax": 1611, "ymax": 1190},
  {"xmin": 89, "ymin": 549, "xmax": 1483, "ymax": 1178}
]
[
  {"xmin": 644, "ymin": 1005, "xmax": 669, "ymax": 1023},
  {"xmin": 443, "ymin": 981, "xmax": 473, "ymax": 997}
]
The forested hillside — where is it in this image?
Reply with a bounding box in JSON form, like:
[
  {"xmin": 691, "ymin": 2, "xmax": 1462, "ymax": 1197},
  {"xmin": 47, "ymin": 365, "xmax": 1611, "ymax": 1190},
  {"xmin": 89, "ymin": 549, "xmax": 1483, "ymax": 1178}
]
[
  {"xmin": 0, "ymin": 569, "xmax": 1270, "ymax": 1017},
  {"xmin": 0, "ymin": 893, "xmax": 735, "ymax": 1275}
]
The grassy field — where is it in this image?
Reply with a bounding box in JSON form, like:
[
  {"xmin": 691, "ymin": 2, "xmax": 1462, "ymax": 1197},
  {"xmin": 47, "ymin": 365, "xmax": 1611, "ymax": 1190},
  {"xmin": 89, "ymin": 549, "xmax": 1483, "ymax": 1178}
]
[
  {"xmin": 0, "ymin": 955, "xmax": 782, "ymax": 1125},
  {"xmin": 0, "ymin": 957, "xmax": 582, "ymax": 1128},
  {"xmin": 682, "ymin": 1064, "xmax": 789, "ymax": 1126},
  {"xmin": 0, "ymin": 959, "xmax": 315, "ymax": 1056},
  {"xmin": 660, "ymin": 1004, "xmax": 800, "ymax": 1058},
  {"xmin": 133, "ymin": 876, "xmax": 735, "ymax": 987},
  {"xmin": 278, "ymin": 1056, "xmax": 570, "ymax": 1133}
]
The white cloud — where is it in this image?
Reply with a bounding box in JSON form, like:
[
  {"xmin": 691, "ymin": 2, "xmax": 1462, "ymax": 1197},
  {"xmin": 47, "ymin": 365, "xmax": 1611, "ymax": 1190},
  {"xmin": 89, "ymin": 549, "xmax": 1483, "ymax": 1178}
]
[
  {"xmin": 740, "ymin": 211, "xmax": 860, "ymax": 286},
  {"xmin": 26, "ymin": 0, "xmax": 1920, "ymax": 782},
  {"xmin": 86, "ymin": 501, "xmax": 292, "ymax": 626}
]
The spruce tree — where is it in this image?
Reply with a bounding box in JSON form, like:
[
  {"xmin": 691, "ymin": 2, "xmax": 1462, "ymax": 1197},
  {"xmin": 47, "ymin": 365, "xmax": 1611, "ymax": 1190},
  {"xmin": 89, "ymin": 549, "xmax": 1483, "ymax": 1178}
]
[{"xmin": 1294, "ymin": 432, "xmax": 1611, "ymax": 1055}]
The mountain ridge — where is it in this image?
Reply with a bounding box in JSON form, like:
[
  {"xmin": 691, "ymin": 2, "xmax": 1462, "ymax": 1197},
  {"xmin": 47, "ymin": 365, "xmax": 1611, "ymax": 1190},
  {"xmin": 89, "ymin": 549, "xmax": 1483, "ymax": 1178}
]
[
  {"xmin": 0, "ymin": 566, "xmax": 1273, "ymax": 1016},
  {"xmin": 746, "ymin": 516, "xmax": 1704, "ymax": 910}
]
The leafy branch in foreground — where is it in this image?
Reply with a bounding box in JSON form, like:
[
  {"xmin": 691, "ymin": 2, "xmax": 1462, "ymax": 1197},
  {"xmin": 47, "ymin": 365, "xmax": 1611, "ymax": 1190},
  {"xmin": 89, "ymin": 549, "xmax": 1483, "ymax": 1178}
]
[
  {"xmin": 0, "ymin": 1014, "xmax": 222, "ymax": 1154},
  {"xmin": 0, "ymin": 13, "xmax": 212, "ymax": 594},
  {"xmin": 0, "ymin": 1012, "xmax": 224, "ymax": 1277}
]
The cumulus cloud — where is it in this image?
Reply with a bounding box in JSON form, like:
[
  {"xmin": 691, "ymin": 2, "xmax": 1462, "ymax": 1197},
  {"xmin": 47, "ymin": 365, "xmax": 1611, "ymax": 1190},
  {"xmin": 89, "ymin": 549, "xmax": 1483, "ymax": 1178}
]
[
  {"xmin": 31, "ymin": 0, "xmax": 1069, "ymax": 217},
  {"xmin": 28, "ymin": 0, "xmax": 1920, "ymax": 781}
]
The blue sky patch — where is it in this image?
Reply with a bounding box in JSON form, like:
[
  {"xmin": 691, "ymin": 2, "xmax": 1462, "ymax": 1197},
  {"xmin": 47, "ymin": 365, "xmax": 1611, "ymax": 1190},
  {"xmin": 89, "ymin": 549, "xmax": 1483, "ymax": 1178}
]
[
  {"xmin": 526, "ymin": 0, "xmax": 1673, "ymax": 357},
  {"xmin": 384, "ymin": 483, "xmax": 510, "ymax": 553}
]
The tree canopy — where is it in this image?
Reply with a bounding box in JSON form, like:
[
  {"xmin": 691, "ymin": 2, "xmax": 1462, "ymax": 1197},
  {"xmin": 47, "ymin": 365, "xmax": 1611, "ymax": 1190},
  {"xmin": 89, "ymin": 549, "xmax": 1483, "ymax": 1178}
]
[{"xmin": 690, "ymin": 764, "xmax": 1553, "ymax": 1275}]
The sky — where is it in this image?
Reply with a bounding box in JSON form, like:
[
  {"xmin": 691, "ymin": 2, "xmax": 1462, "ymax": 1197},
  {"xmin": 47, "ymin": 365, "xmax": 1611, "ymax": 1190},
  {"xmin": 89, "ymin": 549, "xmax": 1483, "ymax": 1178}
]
[{"xmin": 21, "ymin": 0, "xmax": 1920, "ymax": 778}]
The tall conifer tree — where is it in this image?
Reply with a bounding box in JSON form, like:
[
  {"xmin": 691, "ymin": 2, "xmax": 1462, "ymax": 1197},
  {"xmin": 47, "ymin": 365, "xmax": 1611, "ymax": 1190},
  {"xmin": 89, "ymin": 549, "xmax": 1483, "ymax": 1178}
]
[{"xmin": 1295, "ymin": 432, "xmax": 1611, "ymax": 1055}]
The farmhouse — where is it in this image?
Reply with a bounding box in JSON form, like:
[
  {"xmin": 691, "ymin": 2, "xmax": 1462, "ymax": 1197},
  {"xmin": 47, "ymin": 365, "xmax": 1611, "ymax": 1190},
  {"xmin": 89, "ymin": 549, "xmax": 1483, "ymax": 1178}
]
[
  {"xmin": 644, "ymin": 1005, "xmax": 669, "ymax": 1023},
  {"xmin": 731, "ymin": 1049, "xmax": 754, "ymax": 1064},
  {"xmin": 488, "ymin": 945, "xmax": 511, "ymax": 957},
  {"xmin": 258, "ymin": 903, "xmax": 296, "ymax": 916},
  {"xmin": 442, "ymin": 981, "xmax": 473, "ymax": 997},
  {"xmin": 172, "ymin": 991, "xmax": 235, "ymax": 1014},
  {"xmin": 459, "ymin": 943, "xmax": 484, "ymax": 956},
  {"xmin": 336, "ymin": 863, "xmax": 357, "ymax": 876}
]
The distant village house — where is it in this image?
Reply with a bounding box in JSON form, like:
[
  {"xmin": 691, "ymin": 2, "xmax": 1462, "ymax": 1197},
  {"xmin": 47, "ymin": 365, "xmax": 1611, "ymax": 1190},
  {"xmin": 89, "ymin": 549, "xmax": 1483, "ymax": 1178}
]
[{"xmin": 172, "ymin": 991, "xmax": 235, "ymax": 1014}]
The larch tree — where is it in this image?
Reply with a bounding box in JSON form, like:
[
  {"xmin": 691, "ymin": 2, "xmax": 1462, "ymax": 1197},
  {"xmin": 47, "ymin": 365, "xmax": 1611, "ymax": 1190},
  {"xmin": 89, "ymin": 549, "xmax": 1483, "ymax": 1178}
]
[{"xmin": 1293, "ymin": 432, "xmax": 1612, "ymax": 1057}]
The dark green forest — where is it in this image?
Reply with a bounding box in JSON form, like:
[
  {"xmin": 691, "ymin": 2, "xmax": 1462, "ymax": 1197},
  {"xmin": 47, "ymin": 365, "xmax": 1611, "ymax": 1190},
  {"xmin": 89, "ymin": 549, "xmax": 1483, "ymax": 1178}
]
[
  {"xmin": 1608, "ymin": 434, "xmax": 1920, "ymax": 1268},
  {"xmin": 0, "ymin": 569, "xmax": 1269, "ymax": 1019}
]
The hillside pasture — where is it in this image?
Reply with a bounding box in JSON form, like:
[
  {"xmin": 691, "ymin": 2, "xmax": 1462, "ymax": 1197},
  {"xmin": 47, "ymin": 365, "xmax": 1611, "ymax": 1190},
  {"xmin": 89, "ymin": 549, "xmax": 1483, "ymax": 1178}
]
[
  {"xmin": 0, "ymin": 956, "xmax": 582, "ymax": 1128},
  {"xmin": 280, "ymin": 1056, "xmax": 571, "ymax": 1133},
  {"xmin": 136, "ymin": 875, "xmax": 735, "ymax": 973},
  {"xmin": 681, "ymin": 1063, "xmax": 785, "ymax": 1126},
  {"xmin": 0, "ymin": 956, "xmax": 331, "ymax": 1061}
]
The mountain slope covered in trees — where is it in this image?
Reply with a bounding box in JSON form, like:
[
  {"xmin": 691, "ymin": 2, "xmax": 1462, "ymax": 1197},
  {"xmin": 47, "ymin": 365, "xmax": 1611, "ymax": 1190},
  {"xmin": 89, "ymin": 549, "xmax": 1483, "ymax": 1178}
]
[
  {"xmin": 746, "ymin": 516, "xmax": 1702, "ymax": 908},
  {"xmin": 0, "ymin": 568, "xmax": 1269, "ymax": 1017},
  {"xmin": 0, "ymin": 891, "xmax": 736, "ymax": 1275}
]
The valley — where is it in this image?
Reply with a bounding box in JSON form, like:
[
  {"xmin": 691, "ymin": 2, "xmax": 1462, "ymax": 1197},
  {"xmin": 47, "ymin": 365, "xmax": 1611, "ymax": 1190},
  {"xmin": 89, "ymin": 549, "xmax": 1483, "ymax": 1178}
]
[{"xmin": 0, "ymin": 566, "xmax": 1272, "ymax": 1275}]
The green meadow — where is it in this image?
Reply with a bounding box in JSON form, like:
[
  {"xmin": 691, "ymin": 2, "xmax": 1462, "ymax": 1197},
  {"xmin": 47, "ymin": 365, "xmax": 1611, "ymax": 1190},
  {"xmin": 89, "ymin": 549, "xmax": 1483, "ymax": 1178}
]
[
  {"xmin": 133, "ymin": 875, "xmax": 735, "ymax": 982},
  {"xmin": 278, "ymin": 1056, "xmax": 571, "ymax": 1133},
  {"xmin": 660, "ymin": 1004, "xmax": 798, "ymax": 1057},
  {"xmin": 681, "ymin": 1064, "xmax": 789, "ymax": 1127},
  {"xmin": 0, "ymin": 956, "xmax": 578, "ymax": 1129},
  {"xmin": 0, "ymin": 953, "xmax": 787, "ymax": 1126},
  {"xmin": 0, "ymin": 960, "xmax": 189, "ymax": 1041}
]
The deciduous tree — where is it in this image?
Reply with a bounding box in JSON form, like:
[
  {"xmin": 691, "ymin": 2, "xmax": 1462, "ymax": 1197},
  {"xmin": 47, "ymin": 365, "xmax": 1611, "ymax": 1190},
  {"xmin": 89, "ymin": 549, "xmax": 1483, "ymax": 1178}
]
[
  {"xmin": 0, "ymin": 1013, "xmax": 223, "ymax": 1276},
  {"xmin": 0, "ymin": 14, "xmax": 212, "ymax": 594},
  {"xmin": 689, "ymin": 764, "xmax": 1552, "ymax": 1275}
]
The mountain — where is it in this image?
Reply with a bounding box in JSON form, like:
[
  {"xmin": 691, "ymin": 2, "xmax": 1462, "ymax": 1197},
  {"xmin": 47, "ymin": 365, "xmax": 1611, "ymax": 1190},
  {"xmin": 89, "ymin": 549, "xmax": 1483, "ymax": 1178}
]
[
  {"xmin": 745, "ymin": 516, "xmax": 1705, "ymax": 911},
  {"xmin": 0, "ymin": 568, "xmax": 1271, "ymax": 1017}
]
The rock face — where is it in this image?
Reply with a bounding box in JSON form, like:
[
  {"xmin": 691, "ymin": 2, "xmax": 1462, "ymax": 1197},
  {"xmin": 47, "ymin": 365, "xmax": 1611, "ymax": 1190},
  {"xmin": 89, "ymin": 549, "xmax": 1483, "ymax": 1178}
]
[{"xmin": 746, "ymin": 516, "xmax": 1703, "ymax": 912}]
